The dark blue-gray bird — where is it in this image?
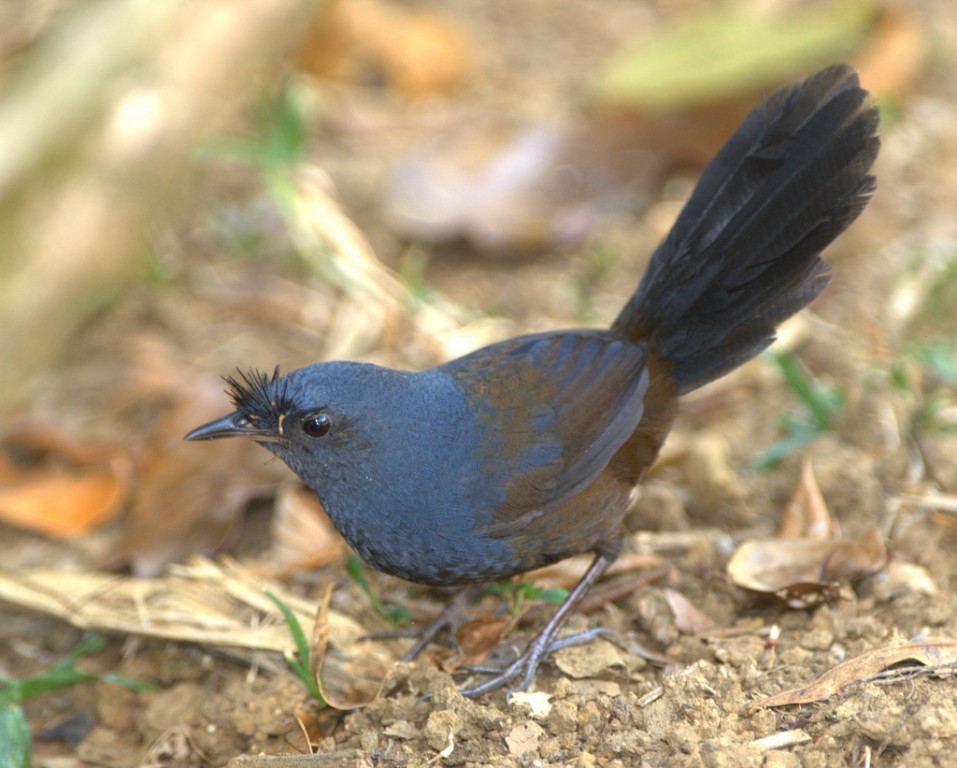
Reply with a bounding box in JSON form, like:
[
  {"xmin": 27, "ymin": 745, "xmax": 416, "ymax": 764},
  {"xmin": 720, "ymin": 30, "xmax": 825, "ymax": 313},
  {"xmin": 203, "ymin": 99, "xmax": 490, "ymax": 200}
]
[{"xmin": 186, "ymin": 65, "xmax": 879, "ymax": 697}]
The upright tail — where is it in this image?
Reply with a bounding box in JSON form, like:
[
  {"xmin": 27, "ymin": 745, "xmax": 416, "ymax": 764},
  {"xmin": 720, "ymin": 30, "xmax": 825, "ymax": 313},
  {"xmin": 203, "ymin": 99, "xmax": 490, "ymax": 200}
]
[{"xmin": 612, "ymin": 64, "xmax": 879, "ymax": 395}]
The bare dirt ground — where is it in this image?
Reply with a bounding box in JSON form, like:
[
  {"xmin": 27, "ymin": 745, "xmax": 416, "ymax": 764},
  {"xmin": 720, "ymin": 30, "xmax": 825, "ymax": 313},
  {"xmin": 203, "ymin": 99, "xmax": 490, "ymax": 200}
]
[{"xmin": 3, "ymin": 1, "xmax": 957, "ymax": 767}]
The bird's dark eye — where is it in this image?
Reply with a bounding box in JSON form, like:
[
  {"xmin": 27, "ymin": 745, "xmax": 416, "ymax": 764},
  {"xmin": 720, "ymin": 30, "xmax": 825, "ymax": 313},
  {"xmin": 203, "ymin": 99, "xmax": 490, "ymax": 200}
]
[{"xmin": 302, "ymin": 414, "xmax": 332, "ymax": 438}]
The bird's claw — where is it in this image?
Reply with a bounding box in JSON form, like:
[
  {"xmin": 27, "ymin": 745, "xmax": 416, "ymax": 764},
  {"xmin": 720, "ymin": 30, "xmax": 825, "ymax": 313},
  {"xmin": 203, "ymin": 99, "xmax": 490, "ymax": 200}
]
[
  {"xmin": 361, "ymin": 585, "xmax": 479, "ymax": 662},
  {"xmin": 458, "ymin": 626, "xmax": 611, "ymax": 699}
]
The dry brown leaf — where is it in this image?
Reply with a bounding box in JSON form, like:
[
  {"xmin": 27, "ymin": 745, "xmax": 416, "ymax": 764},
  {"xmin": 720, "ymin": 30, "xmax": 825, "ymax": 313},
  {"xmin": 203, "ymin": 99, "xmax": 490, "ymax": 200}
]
[
  {"xmin": 664, "ymin": 588, "xmax": 720, "ymax": 635},
  {"xmin": 0, "ymin": 424, "xmax": 130, "ymax": 537},
  {"xmin": 0, "ymin": 556, "xmax": 372, "ymax": 660},
  {"xmin": 0, "ymin": 555, "xmax": 398, "ymax": 711},
  {"xmin": 750, "ymin": 639, "xmax": 957, "ymax": 711},
  {"xmin": 311, "ymin": 593, "xmax": 352, "ymax": 710},
  {"xmin": 384, "ymin": 112, "xmax": 665, "ymax": 253},
  {"xmin": 292, "ymin": 705, "xmax": 325, "ymax": 750},
  {"xmin": 312, "ymin": 581, "xmax": 391, "ymax": 709},
  {"xmin": 444, "ymin": 601, "xmax": 529, "ymax": 673},
  {"xmin": 451, "ymin": 616, "xmax": 510, "ymax": 666},
  {"xmin": 874, "ymin": 561, "xmax": 939, "ymax": 600},
  {"xmin": 778, "ymin": 458, "xmax": 837, "ymax": 540},
  {"xmin": 108, "ymin": 377, "xmax": 279, "ymax": 576},
  {"xmin": 0, "ymin": 470, "xmax": 126, "ymax": 537},
  {"xmin": 309, "ymin": 582, "xmax": 333, "ymax": 666},
  {"xmin": 1, "ymin": 422, "xmax": 113, "ymax": 466},
  {"xmin": 855, "ymin": 8, "xmax": 925, "ymax": 99},
  {"xmin": 727, "ymin": 528, "xmax": 888, "ymax": 609},
  {"xmin": 295, "ymin": 0, "xmax": 470, "ymax": 95},
  {"xmin": 729, "ymin": 462, "xmax": 887, "ymax": 608},
  {"xmin": 823, "ymin": 527, "xmax": 889, "ymax": 582}
]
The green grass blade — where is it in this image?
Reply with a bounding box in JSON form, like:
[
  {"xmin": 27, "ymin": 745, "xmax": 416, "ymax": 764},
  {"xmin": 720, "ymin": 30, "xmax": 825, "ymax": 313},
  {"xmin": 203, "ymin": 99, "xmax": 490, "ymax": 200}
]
[
  {"xmin": 265, "ymin": 591, "xmax": 326, "ymax": 705},
  {"xmin": 0, "ymin": 703, "xmax": 31, "ymax": 768}
]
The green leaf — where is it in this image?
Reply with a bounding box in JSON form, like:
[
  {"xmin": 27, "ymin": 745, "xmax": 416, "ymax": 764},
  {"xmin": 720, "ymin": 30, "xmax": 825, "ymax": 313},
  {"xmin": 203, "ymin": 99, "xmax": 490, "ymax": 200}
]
[
  {"xmin": 752, "ymin": 426, "xmax": 817, "ymax": 471},
  {"xmin": 889, "ymin": 361, "xmax": 910, "ymax": 392},
  {"xmin": 3, "ymin": 667, "xmax": 97, "ymax": 704},
  {"xmin": 537, "ymin": 588, "xmax": 570, "ymax": 606},
  {"xmin": 345, "ymin": 554, "xmax": 369, "ymax": 590},
  {"xmin": 265, "ymin": 591, "xmax": 326, "ymax": 705},
  {"xmin": 917, "ymin": 344, "xmax": 957, "ymax": 387},
  {"xmin": 198, "ymin": 78, "xmax": 310, "ymax": 173},
  {"xmin": 345, "ymin": 556, "xmax": 412, "ymax": 627},
  {"xmin": 0, "ymin": 636, "xmax": 154, "ymax": 768},
  {"xmin": 384, "ymin": 606, "xmax": 415, "ymax": 625},
  {"xmin": 751, "ymin": 351, "xmax": 847, "ymax": 469},
  {"xmin": 773, "ymin": 351, "xmax": 844, "ymax": 429},
  {"xmin": 0, "ymin": 634, "xmax": 153, "ymax": 707},
  {"xmin": 593, "ymin": 2, "xmax": 875, "ymax": 110},
  {"xmin": 481, "ymin": 580, "xmax": 570, "ymax": 612},
  {"xmin": 0, "ymin": 704, "xmax": 31, "ymax": 768},
  {"xmin": 481, "ymin": 580, "xmax": 515, "ymax": 601}
]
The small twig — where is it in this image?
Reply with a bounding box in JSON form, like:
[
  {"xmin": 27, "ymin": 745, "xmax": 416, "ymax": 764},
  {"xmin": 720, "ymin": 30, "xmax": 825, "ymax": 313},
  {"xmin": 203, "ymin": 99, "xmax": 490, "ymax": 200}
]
[{"xmin": 865, "ymin": 661, "xmax": 957, "ymax": 687}]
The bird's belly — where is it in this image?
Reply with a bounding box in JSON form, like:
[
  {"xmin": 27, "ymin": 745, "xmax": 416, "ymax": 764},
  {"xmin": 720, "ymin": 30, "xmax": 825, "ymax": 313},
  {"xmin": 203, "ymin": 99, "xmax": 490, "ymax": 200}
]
[
  {"xmin": 330, "ymin": 508, "xmax": 532, "ymax": 586},
  {"xmin": 343, "ymin": 521, "xmax": 526, "ymax": 586}
]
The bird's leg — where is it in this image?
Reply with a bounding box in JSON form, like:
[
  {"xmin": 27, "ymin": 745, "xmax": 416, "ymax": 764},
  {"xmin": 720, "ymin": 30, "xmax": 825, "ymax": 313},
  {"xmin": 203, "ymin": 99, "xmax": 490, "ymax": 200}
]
[
  {"xmin": 459, "ymin": 552, "xmax": 612, "ymax": 699},
  {"xmin": 363, "ymin": 585, "xmax": 479, "ymax": 659},
  {"xmin": 400, "ymin": 584, "xmax": 481, "ymax": 661},
  {"xmin": 363, "ymin": 585, "xmax": 480, "ymax": 660}
]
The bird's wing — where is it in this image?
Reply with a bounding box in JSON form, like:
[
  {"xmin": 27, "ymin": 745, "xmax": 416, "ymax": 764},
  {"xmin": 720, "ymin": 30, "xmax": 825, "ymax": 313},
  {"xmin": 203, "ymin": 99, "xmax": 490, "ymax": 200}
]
[{"xmin": 441, "ymin": 332, "xmax": 648, "ymax": 535}]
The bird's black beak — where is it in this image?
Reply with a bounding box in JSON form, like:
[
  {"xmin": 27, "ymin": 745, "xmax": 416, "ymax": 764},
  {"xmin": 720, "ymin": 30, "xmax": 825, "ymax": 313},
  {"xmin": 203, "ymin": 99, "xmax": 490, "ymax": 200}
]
[{"xmin": 184, "ymin": 413, "xmax": 278, "ymax": 442}]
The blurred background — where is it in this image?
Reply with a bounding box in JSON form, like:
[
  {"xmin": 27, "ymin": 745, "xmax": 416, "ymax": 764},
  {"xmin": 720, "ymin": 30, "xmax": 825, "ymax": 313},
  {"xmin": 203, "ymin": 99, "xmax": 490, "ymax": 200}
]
[
  {"xmin": 1, "ymin": 0, "xmax": 957, "ymax": 760},
  {"xmin": 1, "ymin": 0, "xmax": 953, "ymax": 572},
  {"xmin": 2, "ymin": 0, "xmax": 955, "ymax": 580}
]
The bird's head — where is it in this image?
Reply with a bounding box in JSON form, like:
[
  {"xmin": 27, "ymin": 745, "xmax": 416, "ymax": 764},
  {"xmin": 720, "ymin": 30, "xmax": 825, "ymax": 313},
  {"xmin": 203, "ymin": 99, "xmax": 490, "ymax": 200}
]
[
  {"xmin": 185, "ymin": 366, "xmax": 331, "ymax": 442},
  {"xmin": 184, "ymin": 362, "xmax": 425, "ymax": 492},
  {"xmin": 184, "ymin": 365, "xmax": 363, "ymax": 475}
]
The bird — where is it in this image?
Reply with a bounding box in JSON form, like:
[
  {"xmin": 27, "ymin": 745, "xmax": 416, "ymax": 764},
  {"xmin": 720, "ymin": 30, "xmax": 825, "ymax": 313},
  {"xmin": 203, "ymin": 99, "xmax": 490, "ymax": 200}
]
[{"xmin": 186, "ymin": 64, "xmax": 879, "ymax": 698}]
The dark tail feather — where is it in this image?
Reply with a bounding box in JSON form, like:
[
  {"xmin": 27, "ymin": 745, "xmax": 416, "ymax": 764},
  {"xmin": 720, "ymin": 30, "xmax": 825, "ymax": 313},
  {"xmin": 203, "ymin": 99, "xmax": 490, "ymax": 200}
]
[{"xmin": 612, "ymin": 64, "xmax": 879, "ymax": 395}]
